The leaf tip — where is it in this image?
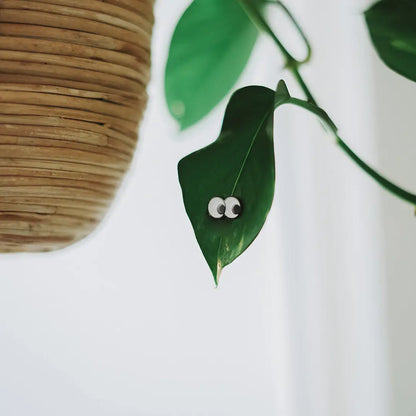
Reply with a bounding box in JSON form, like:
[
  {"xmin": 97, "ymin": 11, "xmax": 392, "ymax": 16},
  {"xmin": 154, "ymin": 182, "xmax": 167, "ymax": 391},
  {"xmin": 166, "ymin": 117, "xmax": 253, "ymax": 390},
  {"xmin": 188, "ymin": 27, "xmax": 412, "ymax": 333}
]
[
  {"xmin": 211, "ymin": 260, "xmax": 223, "ymax": 287},
  {"xmin": 276, "ymin": 79, "xmax": 288, "ymax": 90},
  {"xmin": 275, "ymin": 79, "xmax": 291, "ymax": 107},
  {"xmin": 167, "ymin": 99, "xmax": 188, "ymax": 130},
  {"xmin": 179, "ymin": 120, "xmax": 191, "ymax": 131},
  {"xmin": 276, "ymin": 79, "xmax": 290, "ymax": 97}
]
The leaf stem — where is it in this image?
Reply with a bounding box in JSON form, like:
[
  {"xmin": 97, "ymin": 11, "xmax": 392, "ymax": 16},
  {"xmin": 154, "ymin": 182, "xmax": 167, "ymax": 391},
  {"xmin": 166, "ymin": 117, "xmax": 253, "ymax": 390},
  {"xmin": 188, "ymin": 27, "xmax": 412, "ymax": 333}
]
[
  {"xmin": 266, "ymin": 0, "xmax": 312, "ymax": 64},
  {"xmin": 290, "ymin": 66, "xmax": 317, "ymax": 105},
  {"xmin": 240, "ymin": 0, "xmax": 416, "ymax": 207},
  {"xmin": 238, "ymin": 0, "xmax": 318, "ymax": 105},
  {"xmin": 279, "ymin": 97, "xmax": 416, "ymax": 205},
  {"xmin": 238, "ymin": 0, "xmax": 296, "ymax": 65},
  {"xmin": 336, "ymin": 137, "xmax": 416, "ymax": 205}
]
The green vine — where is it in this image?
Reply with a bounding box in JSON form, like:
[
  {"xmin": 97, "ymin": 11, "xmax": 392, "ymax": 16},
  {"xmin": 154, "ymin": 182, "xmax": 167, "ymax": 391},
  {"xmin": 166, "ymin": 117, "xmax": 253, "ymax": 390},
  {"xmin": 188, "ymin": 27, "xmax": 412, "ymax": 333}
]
[
  {"xmin": 165, "ymin": 0, "xmax": 416, "ymax": 282},
  {"xmin": 242, "ymin": 0, "xmax": 416, "ymax": 205}
]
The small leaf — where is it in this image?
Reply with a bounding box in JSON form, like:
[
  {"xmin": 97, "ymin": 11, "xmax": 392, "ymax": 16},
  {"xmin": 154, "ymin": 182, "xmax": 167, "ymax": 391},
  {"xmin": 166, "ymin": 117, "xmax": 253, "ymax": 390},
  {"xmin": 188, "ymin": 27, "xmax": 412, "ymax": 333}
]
[
  {"xmin": 165, "ymin": 0, "xmax": 263, "ymax": 129},
  {"xmin": 178, "ymin": 86, "xmax": 275, "ymax": 283},
  {"xmin": 275, "ymin": 79, "xmax": 291, "ymax": 106},
  {"xmin": 365, "ymin": 0, "xmax": 416, "ymax": 82}
]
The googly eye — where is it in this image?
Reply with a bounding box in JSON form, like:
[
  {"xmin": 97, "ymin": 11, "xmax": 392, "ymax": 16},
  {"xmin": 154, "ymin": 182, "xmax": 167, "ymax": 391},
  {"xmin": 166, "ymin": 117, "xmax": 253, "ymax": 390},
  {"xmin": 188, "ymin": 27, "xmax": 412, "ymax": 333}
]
[
  {"xmin": 225, "ymin": 197, "xmax": 241, "ymax": 219},
  {"xmin": 208, "ymin": 197, "xmax": 226, "ymax": 219}
]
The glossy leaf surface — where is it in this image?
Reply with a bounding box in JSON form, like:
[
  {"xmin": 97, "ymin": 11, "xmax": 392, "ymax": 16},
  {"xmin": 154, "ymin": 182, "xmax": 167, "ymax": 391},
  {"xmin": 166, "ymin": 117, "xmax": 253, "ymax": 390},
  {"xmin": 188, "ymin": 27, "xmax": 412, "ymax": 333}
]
[
  {"xmin": 365, "ymin": 0, "xmax": 416, "ymax": 82},
  {"xmin": 165, "ymin": 0, "xmax": 262, "ymax": 129},
  {"xmin": 178, "ymin": 86, "xmax": 275, "ymax": 283}
]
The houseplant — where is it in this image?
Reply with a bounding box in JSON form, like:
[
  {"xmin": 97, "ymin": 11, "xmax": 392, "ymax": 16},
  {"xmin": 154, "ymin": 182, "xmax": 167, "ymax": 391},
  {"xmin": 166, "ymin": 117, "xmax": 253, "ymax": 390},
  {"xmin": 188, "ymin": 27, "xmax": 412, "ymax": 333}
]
[{"xmin": 166, "ymin": 0, "xmax": 416, "ymax": 283}]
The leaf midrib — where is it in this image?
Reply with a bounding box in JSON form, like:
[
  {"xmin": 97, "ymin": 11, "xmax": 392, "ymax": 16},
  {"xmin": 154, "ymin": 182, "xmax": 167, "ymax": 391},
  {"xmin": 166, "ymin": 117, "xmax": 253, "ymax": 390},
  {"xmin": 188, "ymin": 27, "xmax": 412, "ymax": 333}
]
[
  {"xmin": 230, "ymin": 109, "xmax": 272, "ymax": 195},
  {"xmin": 214, "ymin": 108, "xmax": 272, "ymax": 279}
]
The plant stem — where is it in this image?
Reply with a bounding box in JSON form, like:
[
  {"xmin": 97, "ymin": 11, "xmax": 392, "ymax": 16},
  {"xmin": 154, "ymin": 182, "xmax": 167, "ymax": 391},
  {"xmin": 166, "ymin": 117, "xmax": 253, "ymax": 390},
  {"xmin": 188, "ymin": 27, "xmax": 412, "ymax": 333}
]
[
  {"xmin": 290, "ymin": 66, "xmax": 317, "ymax": 105},
  {"xmin": 238, "ymin": 1, "xmax": 295, "ymax": 64},
  {"xmin": 239, "ymin": 0, "xmax": 416, "ymax": 207},
  {"xmin": 266, "ymin": 0, "xmax": 313, "ymax": 64},
  {"xmin": 336, "ymin": 138, "xmax": 416, "ymax": 205}
]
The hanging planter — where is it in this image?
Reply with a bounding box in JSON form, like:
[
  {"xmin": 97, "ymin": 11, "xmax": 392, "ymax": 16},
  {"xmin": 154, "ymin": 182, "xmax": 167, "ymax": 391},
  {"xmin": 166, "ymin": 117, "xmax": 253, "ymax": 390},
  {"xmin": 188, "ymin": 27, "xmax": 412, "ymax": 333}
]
[{"xmin": 0, "ymin": 0, "xmax": 154, "ymax": 252}]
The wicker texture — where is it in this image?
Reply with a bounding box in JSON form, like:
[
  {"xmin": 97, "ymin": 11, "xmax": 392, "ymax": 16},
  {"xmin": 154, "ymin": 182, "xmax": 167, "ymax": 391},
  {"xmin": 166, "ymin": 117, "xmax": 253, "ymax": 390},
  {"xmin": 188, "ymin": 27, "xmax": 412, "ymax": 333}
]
[{"xmin": 0, "ymin": 0, "xmax": 153, "ymax": 252}]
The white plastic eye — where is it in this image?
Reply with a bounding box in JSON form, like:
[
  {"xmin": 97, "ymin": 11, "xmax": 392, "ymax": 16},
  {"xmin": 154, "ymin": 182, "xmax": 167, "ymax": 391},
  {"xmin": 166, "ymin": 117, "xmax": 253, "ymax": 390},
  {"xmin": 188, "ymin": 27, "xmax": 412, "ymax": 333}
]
[
  {"xmin": 225, "ymin": 197, "xmax": 242, "ymax": 219},
  {"xmin": 208, "ymin": 197, "xmax": 226, "ymax": 219}
]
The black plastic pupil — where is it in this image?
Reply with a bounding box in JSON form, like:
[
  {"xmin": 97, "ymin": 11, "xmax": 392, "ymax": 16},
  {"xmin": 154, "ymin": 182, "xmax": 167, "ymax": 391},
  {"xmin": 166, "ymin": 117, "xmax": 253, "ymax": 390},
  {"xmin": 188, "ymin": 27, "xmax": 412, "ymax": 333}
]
[
  {"xmin": 232, "ymin": 204, "xmax": 241, "ymax": 215},
  {"xmin": 217, "ymin": 204, "xmax": 226, "ymax": 215}
]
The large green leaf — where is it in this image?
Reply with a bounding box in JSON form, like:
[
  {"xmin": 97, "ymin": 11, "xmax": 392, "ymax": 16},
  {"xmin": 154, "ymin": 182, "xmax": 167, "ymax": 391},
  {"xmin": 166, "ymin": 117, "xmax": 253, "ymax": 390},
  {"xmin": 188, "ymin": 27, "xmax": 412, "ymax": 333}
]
[
  {"xmin": 165, "ymin": 0, "xmax": 263, "ymax": 130},
  {"xmin": 365, "ymin": 0, "xmax": 416, "ymax": 82},
  {"xmin": 178, "ymin": 86, "xmax": 275, "ymax": 283}
]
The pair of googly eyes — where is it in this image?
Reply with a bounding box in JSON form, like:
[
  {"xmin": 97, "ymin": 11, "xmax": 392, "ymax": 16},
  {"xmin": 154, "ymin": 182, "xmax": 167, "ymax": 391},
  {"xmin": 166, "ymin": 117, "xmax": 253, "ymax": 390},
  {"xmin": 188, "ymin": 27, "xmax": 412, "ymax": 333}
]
[{"xmin": 208, "ymin": 197, "xmax": 242, "ymax": 219}]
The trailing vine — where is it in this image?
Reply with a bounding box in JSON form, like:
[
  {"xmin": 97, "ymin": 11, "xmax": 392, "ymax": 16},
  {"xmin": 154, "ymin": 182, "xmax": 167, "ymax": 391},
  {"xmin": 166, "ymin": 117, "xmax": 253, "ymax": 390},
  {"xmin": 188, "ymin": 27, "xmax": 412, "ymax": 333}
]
[{"xmin": 165, "ymin": 0, "xmax": 416, "ymax": 283}]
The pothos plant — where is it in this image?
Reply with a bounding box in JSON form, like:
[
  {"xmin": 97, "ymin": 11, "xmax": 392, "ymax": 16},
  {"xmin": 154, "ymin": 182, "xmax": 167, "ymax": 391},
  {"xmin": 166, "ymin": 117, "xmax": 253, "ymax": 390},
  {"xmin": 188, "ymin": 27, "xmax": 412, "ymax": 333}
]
[{"xmin": 165, "ymin": 0, "xmax": 416, "ymax": 284}]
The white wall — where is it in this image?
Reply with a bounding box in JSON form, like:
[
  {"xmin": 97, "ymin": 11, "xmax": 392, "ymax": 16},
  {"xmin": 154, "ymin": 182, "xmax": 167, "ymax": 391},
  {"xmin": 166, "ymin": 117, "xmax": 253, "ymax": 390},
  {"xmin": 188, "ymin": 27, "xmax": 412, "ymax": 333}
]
[
  {"xmin": 373, "ymin": 41, "xmax": 416, "ymax": 416},
  {"xmin": 0, "ymin": 2, "xmax": 284, "ymax": 415}
]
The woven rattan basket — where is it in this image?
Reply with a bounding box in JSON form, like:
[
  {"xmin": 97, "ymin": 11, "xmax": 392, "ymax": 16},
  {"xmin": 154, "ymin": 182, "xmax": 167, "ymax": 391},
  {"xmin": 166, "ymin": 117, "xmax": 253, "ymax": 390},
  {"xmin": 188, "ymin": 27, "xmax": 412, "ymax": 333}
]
[{"xmin": 0, "ymin": 0, "xmax": 154, "ymax": 252}]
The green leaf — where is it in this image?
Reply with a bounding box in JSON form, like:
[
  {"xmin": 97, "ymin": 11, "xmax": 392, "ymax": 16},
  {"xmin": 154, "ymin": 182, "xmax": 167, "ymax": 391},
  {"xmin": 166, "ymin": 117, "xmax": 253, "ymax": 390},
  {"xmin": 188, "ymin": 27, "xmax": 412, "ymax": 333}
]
[
  {"xmin": 165, "ymin": 0, "xmax": 263, "ymax": 130},
  {"xmin": 178, "ymin": 86, "xmax": 275, "ymax": 283},
  {"xmin": 176, "ymin": 80, "xmax": 339, "ymax": 283},
  {"xmin": 365, "ymin": 0, "xmax": 416, "ymax": 82},
  {"xmin": 274, "ymin": 79, "xmax": 291, "ymax": 106}
]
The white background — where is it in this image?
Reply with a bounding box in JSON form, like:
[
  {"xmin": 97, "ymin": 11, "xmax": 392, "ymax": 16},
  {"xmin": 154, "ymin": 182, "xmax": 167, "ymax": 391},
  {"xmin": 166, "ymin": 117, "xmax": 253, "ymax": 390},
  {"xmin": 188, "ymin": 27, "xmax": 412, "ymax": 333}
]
[{"xmin": 0, "ymin": 1, "xmax": 416, "ymax": 415}]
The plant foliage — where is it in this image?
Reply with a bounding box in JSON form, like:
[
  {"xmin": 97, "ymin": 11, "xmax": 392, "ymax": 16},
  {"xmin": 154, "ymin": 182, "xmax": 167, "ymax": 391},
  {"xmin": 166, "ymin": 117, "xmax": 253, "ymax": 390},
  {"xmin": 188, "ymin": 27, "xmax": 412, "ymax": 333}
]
[
  {"xmin": 165, "ymin": 0, "xmax": 264, "ymax": 129},
  {"xmin": 166, "ymin": 0, "xmax": 416, "ymax": 282},
  {"xmin": 365, "ymin": 0, "xmax": 416, "ymax": 82}
]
